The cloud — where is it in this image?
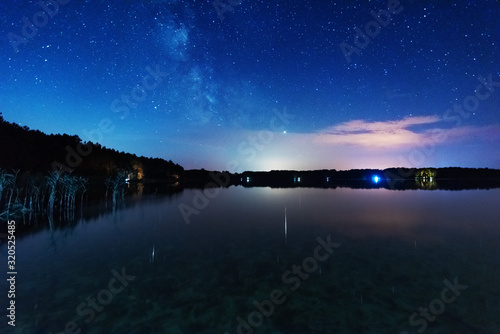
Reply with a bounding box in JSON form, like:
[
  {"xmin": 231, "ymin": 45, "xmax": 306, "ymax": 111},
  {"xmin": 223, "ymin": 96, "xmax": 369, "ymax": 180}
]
[
  {"xmin": 326, "ymin": 116, "xmax": 441, "ymax": 134},
  {"xmin": 315, "ymin": 116, "xmax": 446, "ymax": 148}
]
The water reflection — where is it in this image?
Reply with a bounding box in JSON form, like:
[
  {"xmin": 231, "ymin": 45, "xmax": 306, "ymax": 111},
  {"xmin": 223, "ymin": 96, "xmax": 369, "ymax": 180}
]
[
  {"xmin": 415, "ymin": 176, "xmax": 437, "ymax": 189},
  {"xmin": 2, "ymin": 187, "xmax": 499, "ymax": 333}
]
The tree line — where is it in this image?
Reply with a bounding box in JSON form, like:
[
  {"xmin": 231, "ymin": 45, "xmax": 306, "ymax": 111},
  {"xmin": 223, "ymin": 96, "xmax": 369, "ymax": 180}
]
[
  {"xmin": 0, "ymin": 113, "xmax": 184, "ymax": 221},
  {"xmin": 0, "ymin": 113, "xmax": 183, "ymax": 179}
]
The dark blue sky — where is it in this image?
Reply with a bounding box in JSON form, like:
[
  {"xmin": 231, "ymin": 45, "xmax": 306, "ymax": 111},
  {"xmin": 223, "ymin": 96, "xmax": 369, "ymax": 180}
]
[{"xmin": 1, "ymin": 0, "xmax": 499, "ymax": 171}]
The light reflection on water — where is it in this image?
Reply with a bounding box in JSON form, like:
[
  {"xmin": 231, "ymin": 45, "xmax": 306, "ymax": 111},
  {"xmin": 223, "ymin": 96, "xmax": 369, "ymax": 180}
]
[{"xmin": 3, "ymin": 187, "xmax": 500, "ymax": 333}]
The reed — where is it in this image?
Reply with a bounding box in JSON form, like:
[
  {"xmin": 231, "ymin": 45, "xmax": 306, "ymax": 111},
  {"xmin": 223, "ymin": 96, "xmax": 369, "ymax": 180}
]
[
  {"xmin": 46, "ymin": 170, "xmax": 60, "ymax": 215},
  {"xmin": 106, "ymin": 171, "xmax": 128, "ymax": 210},
  {"xmin": 0, "ymin": 168, "xmax": 15, "ymax": 203}
]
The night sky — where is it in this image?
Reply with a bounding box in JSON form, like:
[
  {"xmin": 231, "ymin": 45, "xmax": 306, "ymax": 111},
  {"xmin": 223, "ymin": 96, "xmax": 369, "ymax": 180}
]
[{"xmin": 1, "ymin": 0, "xmax": 499, "ymax": 171}]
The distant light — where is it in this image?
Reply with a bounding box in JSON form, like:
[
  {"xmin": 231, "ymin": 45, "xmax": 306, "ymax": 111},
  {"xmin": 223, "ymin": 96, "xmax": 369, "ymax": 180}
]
[
  {"xmin": 372, "ymin": 175, "xmax": 380, "ymax": 183},
  {"xmin": 125, "ymin": 178, "xmax": 130, "ymax": 183},
  {"xmin": 283, "ymin": 130, "xmax": 286, "ymax": 134}
]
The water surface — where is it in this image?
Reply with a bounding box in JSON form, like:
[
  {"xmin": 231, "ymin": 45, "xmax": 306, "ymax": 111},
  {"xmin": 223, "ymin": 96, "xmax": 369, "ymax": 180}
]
[{"xmin": 2, "ymin": 187, "xmax": 499, "ymax": 333}]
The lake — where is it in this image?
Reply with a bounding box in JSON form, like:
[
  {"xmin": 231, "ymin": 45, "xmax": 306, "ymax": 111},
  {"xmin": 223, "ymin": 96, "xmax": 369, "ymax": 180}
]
[{"xmin": 2, "ymin": 186, "xmax": 499, "ymax": 334}]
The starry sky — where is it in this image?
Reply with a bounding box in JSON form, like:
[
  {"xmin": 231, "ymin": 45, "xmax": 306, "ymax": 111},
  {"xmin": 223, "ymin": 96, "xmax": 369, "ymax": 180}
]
[{"xmin": 1, "ymin": 0, "xmax": 499, "ymax": 171}]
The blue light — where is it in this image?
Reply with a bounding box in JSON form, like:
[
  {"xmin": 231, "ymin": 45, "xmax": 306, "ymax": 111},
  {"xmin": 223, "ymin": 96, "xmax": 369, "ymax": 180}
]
[{"xmin": 372, "ymin": 175, "xmax": 380, "ymax": 183}]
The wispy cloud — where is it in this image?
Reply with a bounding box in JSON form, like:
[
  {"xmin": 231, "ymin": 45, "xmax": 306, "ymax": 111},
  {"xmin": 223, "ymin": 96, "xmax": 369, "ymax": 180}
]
[
  {"xmin": 315, "ymin": 116, "xmax": 442, "ymax": 148},
  {"xmin": 312, "ymin": 115, "xmax": 500, "ymax": 150},
  {"xmin": 326, "ymin": 116, "xmax": 440, "ymax": 134}
]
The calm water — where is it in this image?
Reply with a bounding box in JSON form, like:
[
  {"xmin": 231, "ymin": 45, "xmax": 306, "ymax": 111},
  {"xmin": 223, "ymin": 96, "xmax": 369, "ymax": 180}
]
[{"xmin": 2, "ymin": 187, "xmax": 500, "ymax": 334}]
